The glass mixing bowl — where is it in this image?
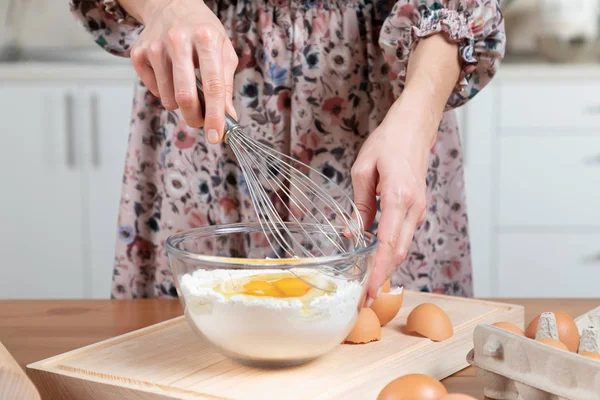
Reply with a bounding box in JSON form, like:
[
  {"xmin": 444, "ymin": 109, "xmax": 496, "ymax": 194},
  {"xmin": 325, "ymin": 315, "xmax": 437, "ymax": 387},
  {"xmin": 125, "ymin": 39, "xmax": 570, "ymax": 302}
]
[{"xmin": 165, "ymin": 222, "xmax": 378, "ymax": 368}]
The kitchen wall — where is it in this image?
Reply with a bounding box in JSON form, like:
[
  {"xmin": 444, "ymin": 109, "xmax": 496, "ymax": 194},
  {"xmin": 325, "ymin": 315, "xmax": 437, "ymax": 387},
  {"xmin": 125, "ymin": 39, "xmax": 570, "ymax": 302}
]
[{"xmin": 0, "ymin": 0, "xmax": 599, "ymax": 299}]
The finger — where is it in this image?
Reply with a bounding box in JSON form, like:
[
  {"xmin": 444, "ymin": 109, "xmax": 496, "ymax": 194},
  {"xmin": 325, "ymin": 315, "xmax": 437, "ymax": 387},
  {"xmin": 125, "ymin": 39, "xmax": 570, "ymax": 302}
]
[
  {"xmin": 417, "ymin": 207, "xmax": 427, "ymax": 226},
  {"xmin": 394, "ymin": 204, "xmax": 421, "ymax": 267},
  {"xmin": 367, "ymin": 189, "xmax": 411, "ymax": 300},
  {"xmin": 147, "ymin": 41, "xmax": 176, "ymax": 110},
  {"xmin": 394, "ymin": 195, "xmax": 424, "ymax": 262},
  {"xmin": 131, "ymin": 47, "xmax": 159, "ymax": 97},
  {"xmin": 195, "ymin": 28, "xmax": 226, "ymax": 144},
  {"xmin": 222, "ymin": 43, "xmax": 238, "ymax": 120},
  {"xmin": 168, "ymin": 28, "xmax": 204, "ymax": 128},
  {"xmin": 349, "ymin": 160, "xmax": 378, "ymax": 237},
  {"xmin": 365, "ymin": 243, "xmax": 395, "ymax": 306}
]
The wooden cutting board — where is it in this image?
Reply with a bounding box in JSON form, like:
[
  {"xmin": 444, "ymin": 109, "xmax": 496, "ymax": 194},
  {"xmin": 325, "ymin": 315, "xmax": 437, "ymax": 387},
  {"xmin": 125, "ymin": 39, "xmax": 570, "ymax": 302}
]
[{"xmin": 27, "ymin": 291, "xmax": 523, "ymax": 400}]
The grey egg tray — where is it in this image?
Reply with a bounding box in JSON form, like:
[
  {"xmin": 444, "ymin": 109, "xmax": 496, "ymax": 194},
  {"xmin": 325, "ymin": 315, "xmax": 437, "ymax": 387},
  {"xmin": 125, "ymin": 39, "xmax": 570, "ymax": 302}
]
[{"xmin": 467, "ymin": 306, "xmax": 600, "ymax": 400}]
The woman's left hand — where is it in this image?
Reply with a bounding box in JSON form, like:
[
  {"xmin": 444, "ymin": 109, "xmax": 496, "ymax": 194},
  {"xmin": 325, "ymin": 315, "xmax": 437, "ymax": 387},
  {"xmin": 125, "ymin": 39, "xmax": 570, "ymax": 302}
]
[
  {"xmin": 351, "ymin": 34, "xmax": 460, "ymax": 304},
  {"xmin": 351, "ymin": 88, "xmax": 436, "ymax": 305}
]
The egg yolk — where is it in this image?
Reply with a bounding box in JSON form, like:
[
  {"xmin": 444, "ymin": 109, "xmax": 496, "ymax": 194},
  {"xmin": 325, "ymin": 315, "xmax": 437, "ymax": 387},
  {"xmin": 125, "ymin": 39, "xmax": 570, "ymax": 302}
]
[
  {"xmin": 242, "ymin": 277, "xmax": 312, "ymax": 298},
  {"xmin": 214, "ymin": 272, "xmax": 337, "ymax": 300}
]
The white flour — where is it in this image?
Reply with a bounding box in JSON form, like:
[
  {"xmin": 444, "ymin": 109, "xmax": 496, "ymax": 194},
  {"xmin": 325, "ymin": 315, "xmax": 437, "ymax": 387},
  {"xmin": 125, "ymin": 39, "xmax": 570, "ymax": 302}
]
[{"xmin": 180, "ymin": 268, "xmax": 363, "ymax": 363}]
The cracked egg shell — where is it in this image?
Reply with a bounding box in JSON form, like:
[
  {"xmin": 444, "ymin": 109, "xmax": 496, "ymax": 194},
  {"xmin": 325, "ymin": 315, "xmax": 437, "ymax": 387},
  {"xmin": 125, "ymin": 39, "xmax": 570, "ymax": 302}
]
[
  {"xmin": 344, "ymin": 307, "xmax": 381, "ymax": 344},
  {"xmin": 377, "ymin": 374, "xmax": 447, "ymax": 400},
  {"xmin": 406, "ymin": 303, "xmax": 453, "ymax": 342},
  {"xmin": 370, "ymin": 287, "xmax": 404, "ymax": 326},
  {"xmin": 492, "ymin": 322, "xmax": 525, "ymax": 336}
]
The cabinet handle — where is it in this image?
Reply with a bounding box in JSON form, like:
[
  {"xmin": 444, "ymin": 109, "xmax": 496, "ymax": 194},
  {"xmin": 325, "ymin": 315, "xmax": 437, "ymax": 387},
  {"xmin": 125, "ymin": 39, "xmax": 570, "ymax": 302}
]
[
  {"xmin": 583, "ymin": 105, "xmax": 600, "ymax": 115},
  {"xmin": 65, "ymin": 93, "xmax": 76, "ymax": 168},
  {"xmin": 90, "ymin": 93, "xmax": 100, "ymax": 167},
  {"xmin": 581, "ymin": 253, "xmax": 600, "ymax": 264},
  {"xmin": 583, "ymin": 154, "xmax": 600, "ymax": 165}
]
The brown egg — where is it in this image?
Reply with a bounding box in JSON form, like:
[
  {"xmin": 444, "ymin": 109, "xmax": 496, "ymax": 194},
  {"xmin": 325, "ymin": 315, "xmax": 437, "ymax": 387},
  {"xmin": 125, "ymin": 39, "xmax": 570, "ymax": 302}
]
[
  {"xmin": 537, "ymin": 338, "xmax": 569, "ymax": 351},
  {"xmin": 526, "ymin": 311, "xmax": 580, "ymax": 352},
  {"xmin": 440, "ymin": 395, "xmax": 478, "ymax": 400},
  {"xmin": 377, "ymin": 373, "xmax": 448, "ymax": 400},
  {"xmin": 580, "ymin": 352, "xmax": 600, "ymax": 360},
  {"xmin": 370, "ymin": 287, "xmax": 404, "ymax": 326},
  {"xmin": 382, "ymin": 279, "xmax": 391, "ymax": 293},
  {"xmin": 406, "ymin": 303, "xmax": 453, "ymax": 342},
  {"xmin": 344, "ymin": 307, "xmax": 381, "ymax": 344},
  {"xmin": 492, "ymin": 322, "xmax": 525, "ymax": 336}
]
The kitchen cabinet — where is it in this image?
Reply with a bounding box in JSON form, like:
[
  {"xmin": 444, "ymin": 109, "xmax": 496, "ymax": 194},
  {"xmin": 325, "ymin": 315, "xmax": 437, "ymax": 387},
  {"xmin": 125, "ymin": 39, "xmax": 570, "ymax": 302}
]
[
  {"xmin": 498, "ymin": 135, "xmax": 600, "ymax": 227},
  {"xmin": 498, "ymin": 232, "xmax": 600, "ymax": 297},
  {"xmin": 0, "ymin": 70, "xmax": 134, "ymax": 299},
  {"xmin": 0, "ymin": 83, "xmax": 86, "ymax": 298},
  {"xmin": 499, "ymin": 81, "xmax": 600, "ymax": 130},
  {"xmin": 460, "ymin": 65, "xmax": 600, "ymax": 298},
  {"xmin": 83, "ymin": 85, "xmax": 132, "ymax": 299},
  {"xmin": 457, "ymin": 85, "xmax": 496, "ymax": 298}
]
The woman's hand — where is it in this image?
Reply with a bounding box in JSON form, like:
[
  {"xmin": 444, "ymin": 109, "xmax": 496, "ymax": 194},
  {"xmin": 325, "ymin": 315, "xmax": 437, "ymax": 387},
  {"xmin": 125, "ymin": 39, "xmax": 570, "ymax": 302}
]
[
  {"xmin": 352, "ymin": 34, "xmax": 461, "ymax": 304},
  {"xmin": 352, "ymin": 91, "xmax": 433, "ymax": 305},
  {"xmin": 121, "ymin": 0, "xmax": 238, "ymax": 143}
]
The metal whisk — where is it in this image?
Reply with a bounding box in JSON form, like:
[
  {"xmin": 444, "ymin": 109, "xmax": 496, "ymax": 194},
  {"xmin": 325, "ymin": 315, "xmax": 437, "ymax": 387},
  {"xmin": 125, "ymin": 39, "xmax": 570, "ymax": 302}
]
[{"xmin": 195, "ymin": 75, "xmax": 365, "ymax": 262}]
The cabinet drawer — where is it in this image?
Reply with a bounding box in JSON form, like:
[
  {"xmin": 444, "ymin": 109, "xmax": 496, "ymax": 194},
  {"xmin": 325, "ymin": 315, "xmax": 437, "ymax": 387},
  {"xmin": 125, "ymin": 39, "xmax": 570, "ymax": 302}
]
[
  {"xmin": 498, "ymin": 232, "xmax": 600, "ymax": 297},
  {"xmin": 498, "ymin": 136, "xmax": 600, "ymax": 227},
  {"xmin": 500, "ymin": 81, "xmax": 600, "ymax": 130}
]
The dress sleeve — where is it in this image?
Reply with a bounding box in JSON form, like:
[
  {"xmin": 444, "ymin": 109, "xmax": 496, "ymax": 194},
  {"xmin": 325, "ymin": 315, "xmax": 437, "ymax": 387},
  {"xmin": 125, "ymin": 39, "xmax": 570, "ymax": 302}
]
[
  {"xmin": 378, "ymin": 0, "xmax": 506, "ymax": 109},
  {"xmin": 69, "ymin": 0, "xmax": 143, "ymax": 57}
]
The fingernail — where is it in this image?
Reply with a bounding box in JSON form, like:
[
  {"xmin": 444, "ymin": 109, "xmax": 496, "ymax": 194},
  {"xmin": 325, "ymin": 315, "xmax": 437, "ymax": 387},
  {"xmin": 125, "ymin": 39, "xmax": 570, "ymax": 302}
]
[
  {"xmin": 207, "ymin": 129, "xmax": 219, "ymax": 144},
  {"xmin": 376, "ymin": 286, "xmax": 382, "ymax": 298},
  {"xmin": 365, "ymin": 297, "xmax": 374, "ymax": 308}
]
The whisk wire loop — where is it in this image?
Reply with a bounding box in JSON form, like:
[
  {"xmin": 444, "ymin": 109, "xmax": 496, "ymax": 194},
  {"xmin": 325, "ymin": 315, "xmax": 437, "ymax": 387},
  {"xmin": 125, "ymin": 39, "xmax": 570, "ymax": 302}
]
[{"xmin": 195, "ymin": 74, "xmax": 366, "ymax": 286}]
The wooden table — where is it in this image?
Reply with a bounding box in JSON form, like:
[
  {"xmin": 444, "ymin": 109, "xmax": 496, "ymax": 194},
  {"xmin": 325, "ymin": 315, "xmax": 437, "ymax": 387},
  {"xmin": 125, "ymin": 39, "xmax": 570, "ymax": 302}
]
[{"xmin": 0, "ymin": 298, "xmax": 597, "ymax": 399}]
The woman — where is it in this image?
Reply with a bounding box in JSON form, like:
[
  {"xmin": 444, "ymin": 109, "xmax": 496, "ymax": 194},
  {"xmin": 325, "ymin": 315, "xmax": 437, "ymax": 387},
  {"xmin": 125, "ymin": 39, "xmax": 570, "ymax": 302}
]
[{"xmin": 70, "ymin": 0, "xmax": 504, "ymax": 301}]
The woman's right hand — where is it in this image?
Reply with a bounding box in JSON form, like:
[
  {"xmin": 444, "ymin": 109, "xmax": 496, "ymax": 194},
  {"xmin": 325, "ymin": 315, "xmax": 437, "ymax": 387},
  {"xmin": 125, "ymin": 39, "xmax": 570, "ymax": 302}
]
[{"xmin": 127, "ymin": 0, "xmax": 238, "ymax": 143}]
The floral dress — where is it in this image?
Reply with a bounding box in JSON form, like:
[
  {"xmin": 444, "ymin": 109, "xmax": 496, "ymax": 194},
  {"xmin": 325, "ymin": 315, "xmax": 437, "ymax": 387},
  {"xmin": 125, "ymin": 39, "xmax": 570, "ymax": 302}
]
[{"xmin": 70, "ymin": 0, "xmax": 505, "ymax": 298}]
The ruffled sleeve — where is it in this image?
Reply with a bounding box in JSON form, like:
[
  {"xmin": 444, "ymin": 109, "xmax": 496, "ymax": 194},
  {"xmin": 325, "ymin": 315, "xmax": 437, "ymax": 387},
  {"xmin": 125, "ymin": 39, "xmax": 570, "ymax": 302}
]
[
  {"xmin": 69, "ymin": 0, "xmax": 143, "ymax": 57},
  {"xmin": 378, "ymin": 0, "xmax": 505, "ymax": 109}
]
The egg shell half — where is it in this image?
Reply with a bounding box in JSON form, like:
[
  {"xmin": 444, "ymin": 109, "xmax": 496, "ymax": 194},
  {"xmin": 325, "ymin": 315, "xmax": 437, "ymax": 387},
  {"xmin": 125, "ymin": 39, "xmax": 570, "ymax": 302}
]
[
  {"xmin": 344, "ymin": 307, "xmax": 381, "ymax": 344},
  {"xmin": 492, "ymin": 322, "xmax": 525, "ymax": 336},
  {"xmin": 377, "ymin": 373, "xmax": 448, "ymax": 400},
  {"xmin": 526, "ymin": 311, "xmax": 579, "ymax": 352},
  {"xmin": 370, "ymin": 287, "xmax": 404, "ymax": 326},
  {"xmin": 440, "ymin": 395, "xmax": 478, "ymax": 400},
  {"xmin": 406, "ymin": 303, "xmax": 453, "ymax": 342},
  {"xmin": 580, "ymin": 352, "xmax": 600, "ymax": 360},
  {"xmin": 537, "ymin": 338, "xmax": 569, "ymax": 351}
]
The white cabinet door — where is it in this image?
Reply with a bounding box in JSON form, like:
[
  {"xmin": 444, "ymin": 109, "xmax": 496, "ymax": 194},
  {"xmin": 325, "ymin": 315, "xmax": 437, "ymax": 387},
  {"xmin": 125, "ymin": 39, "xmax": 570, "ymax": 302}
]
[
  {"xmin": 498, "ymin": 135, "xmax": 600, "ymax": 227},
  {"xmin": 499, "ymin": 81, "xmax": 600, "ymax": 130},
  {"xmin": 0, "ymin": 84, "xmax": 85, "ymax": 298},
  {"xmin": 498, "ymin": 232, "xmax": 600, "ymax": 297},
  {"xmin": 82, "ymin": 84, "xmax": 134, "ymax": 298}
]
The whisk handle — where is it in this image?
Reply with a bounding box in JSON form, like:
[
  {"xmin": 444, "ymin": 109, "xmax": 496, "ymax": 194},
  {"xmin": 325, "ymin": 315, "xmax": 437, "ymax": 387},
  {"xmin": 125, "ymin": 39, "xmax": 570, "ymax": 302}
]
[{"xmin": 195, "ymin": 75, "xmax": 240, "ymax": 140}]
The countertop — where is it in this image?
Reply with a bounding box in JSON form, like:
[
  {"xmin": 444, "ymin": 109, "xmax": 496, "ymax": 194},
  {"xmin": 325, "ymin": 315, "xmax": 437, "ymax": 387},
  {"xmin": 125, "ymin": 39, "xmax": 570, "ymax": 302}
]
[
  {"xmin": 1, "ymin": 60, "xmax": 600, "ymax": 82},
  {"xmin": 0, "ymin": 298, "xmax": 597, "ymax": 399}
]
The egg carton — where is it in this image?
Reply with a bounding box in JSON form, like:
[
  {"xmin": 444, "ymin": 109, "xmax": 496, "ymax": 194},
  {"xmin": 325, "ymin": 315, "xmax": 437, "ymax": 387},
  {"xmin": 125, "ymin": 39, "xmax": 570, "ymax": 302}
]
[{"xmin": 467, "ymin": 306, "xmax": 600, "ymax": 400}]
